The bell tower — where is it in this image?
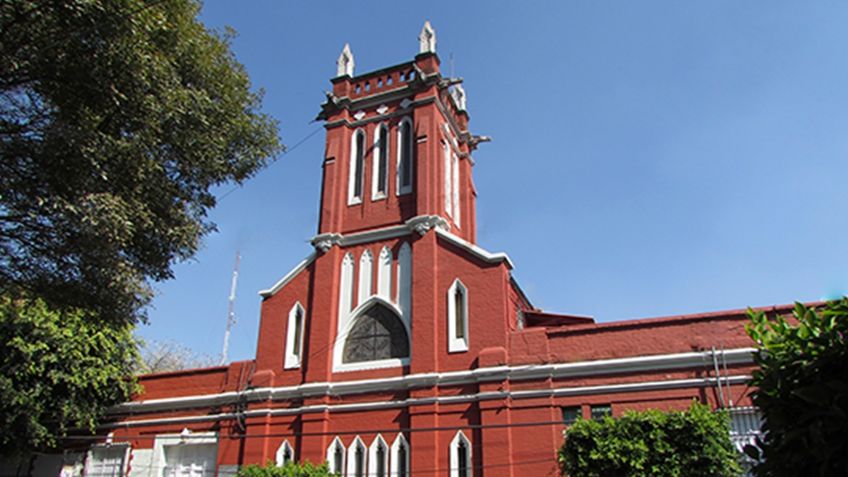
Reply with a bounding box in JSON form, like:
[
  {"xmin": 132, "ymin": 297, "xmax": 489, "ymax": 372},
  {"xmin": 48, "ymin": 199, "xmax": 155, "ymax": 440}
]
[{"xmin": 315, "ymin": 21, "xmax": 486, "ymax": 244}]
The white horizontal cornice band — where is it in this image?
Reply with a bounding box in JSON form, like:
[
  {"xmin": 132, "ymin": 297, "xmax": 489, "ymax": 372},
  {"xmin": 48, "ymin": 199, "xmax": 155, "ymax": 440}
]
[
  {"xmin": 101, "ymin": 374, "xmax": 751, "ymax": 429},
  {"xmin": 109, "ymin": 348, "xmax": 754, "ymax": 415}
]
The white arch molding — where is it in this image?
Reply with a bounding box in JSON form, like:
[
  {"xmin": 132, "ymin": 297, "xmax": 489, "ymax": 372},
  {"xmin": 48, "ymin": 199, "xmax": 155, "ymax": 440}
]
[{"xmin": 333, "ymin": 296, "xmax": 410, "ymax": 373}]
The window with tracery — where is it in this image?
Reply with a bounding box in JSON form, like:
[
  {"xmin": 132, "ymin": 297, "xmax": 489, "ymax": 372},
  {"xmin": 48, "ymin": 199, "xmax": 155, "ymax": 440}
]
[{"xmin": 343, "ymin": 304, "xmax": 409, "ymax": 363}]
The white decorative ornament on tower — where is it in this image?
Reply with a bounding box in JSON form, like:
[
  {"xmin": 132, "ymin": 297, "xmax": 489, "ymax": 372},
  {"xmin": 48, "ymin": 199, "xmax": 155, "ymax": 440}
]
[
  {"xmin": 419, "ymin": 21, "xmax": 436, "ymax": 54},
  {"xmin": 336, "ymin": 43, "xmax": 355, "ymax": 77}
]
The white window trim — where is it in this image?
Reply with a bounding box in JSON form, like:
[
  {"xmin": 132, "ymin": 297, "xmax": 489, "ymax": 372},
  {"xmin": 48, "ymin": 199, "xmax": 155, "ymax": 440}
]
[
  {"xmin": 449, "ymin": 431, "xmax": 471, "ymax": 477},
  {"xmin": 275, "ymin": 440, "xmax": 294, "ymax": 466},
  {"xmin": 396, "ymin": 117, "xmax": 413, "ymax": 196},
  {"xmin": 332, "ymin": 296, "xmax": 411, "ymax": 373},
  {"xmin": 348, "ymin": 128, "xmax": 366, "ymax": 205},
  {"xmin": 347, "ymin": 436, "xmax": 367, "ymax": 477},
  {"xmin": 443, "ymin": 140, "xmax": 452, "ymax": 217},
  {"xmin": 83, "ymin": 443, "xmax": 131, "ymax": 477},
  {"xmin": 368, "ymin": 435, "xmax": 389, "ymax": 477},
  {"xmin": 358, "ymin": 249, "xmax": 373, "ymax": 305},
  {"xmin": 327, "ymin": 437, "xmax": 346, "ymax": 475},
  {"xmin": 284, "ymin": 302, "xmax": 305, "ymax": 369},
  {"xmin": 372, "ymin": 123, "xmax": 389, "ymax": 201},
  {"xmin": 448, "ymin": 279, "xmax": 469, "ymax": 353},
  {"xmin": 151, "ymin": 430, "xmax": 218, "ymax": 477},
  {"xmin": 452, "ymin": 152, "xmax": 460, "ymax": 228},
  {"xmin": 390, "ymin": 434, "xmax": 410, "ymax": 477}
]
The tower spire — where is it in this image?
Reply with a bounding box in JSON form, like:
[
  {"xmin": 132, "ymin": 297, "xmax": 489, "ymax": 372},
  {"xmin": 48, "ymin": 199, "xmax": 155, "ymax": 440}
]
[
  {"xmin": 336, "ymin": 43, "xmax": 354, "ymax": 77},
  {"xmin": 419, "ymin": 21, "xmax": 436, "ymax": 54}
]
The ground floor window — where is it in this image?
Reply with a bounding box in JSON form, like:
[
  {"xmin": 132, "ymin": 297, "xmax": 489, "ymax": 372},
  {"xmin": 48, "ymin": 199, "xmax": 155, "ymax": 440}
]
[
  {"xmin": 163, "ymin": 444, "xmax": 217, "ymax": 477},
  {"xmin": 84, "ymin": 445, "xmax": 128, "ymax": 477},
  {"xmin": 449, "ymin": 431, "xmax": 471, "ymax": 477}
]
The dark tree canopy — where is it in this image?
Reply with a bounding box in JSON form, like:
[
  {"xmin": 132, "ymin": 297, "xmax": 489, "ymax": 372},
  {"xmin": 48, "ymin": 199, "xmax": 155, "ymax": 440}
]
[
  {"xmin": 0, "ymin": 0, "xmax": 282, "ymax": 324},
  {"xmin": 745, "ymin": 300, "xmax": 848, "ymax": 477}
]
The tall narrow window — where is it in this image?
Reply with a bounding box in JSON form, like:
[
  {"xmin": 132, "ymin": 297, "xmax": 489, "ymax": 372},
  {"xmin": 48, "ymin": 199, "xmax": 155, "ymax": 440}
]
[
  {"xmin": 276, "ymin": 441, "xmax": 294, "ymax": 466},
  {"xmin": 347, "ymin": 437, "xmax": 366, "ymax": 477},
  {"xmin": 452, "ymin": 153, "xmax": 460, "ymax": 226},
  {"xmin": 391, "ymin": 433, "xmax": 410, "ymax": 477},
  {"xmin": 397, "ymin": 118, "xmax": 413, "ymax": 195},
  {"xmin": 355, "ymin": 445, "xmax": 364, "ymax": 477},
  {"xmin": 449, "ymin": 431, "xmax": 471, "ymax": 477},
  {"xmin": 349, "ymin": 129, "xmax": 366, "ymax": 204},
  {"xmin": 369, "ymin": 435, "xmax": 388, "ymax": 477},
  {"xmin": 448, "ymin": 279, "xmax": 469, "ymax": 353},
  {"xmin": 397, "ymin": 443, "xmax": 407, "ymax": 477},
  {"xmin": 285, "ymin": 303, "xmax": 305, "ymax": 369},
  {"xmin": 327, "ymin": 438, "xmax": 345, "ymax": 475},
  {"xmin": 454, "ymin": 287, "xmax": 465, "ymax": 340},
  {"xmin": 444, "ymin": 141, "xmax": 452, "ymax": 216},
  {"xmin": 372, "ymin": 124, "xmax": 389, "ymax": 199},
  {"xmin": 457, "ymin": 441, "xmax": 468, "ymax": 477}
]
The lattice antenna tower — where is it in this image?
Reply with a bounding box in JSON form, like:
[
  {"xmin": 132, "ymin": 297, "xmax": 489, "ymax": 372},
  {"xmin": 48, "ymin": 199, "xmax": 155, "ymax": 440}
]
[{"xmin": 220, "ymin": 251, "xmax": 241, "ymax": 365}]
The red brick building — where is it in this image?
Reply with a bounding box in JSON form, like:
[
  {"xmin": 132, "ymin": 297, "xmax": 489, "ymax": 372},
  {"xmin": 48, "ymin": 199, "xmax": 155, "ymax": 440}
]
[{"xmin": 53, "ymin": 22, "xmax": 768, "ymax": 477}]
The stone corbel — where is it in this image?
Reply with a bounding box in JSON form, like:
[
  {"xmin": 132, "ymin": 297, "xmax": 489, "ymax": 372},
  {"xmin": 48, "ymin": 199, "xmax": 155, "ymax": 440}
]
[
  {"xmin": 405, "ymin": 215, "xmax": 450, "ymax": 236},
  {"xmin": 311, "ymin": 233, "xmax": 343, "ymax": 253}
]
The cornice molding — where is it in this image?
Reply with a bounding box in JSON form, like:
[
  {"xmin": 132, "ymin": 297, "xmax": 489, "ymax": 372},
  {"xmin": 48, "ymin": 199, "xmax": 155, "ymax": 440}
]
[
  {"xmin": 109, "ymin": 348, "xmax": 755, "ymax": 416},
  {"xmin": 434, "ymin": 228, "xmax": 514, "ymax": 269},
  {"xmin": 101, "ymin": 373, "xmax": 752, "ymax": 429},
  {"xmin": 258, "ymin": 253, "xmax": 317, "ymax": 298}
]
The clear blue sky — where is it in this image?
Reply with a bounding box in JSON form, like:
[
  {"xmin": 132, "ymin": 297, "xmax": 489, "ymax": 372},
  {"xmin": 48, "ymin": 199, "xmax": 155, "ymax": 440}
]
[{"xmin": 138, "ymin": 1, "xmax": 848, "ymax": 363}]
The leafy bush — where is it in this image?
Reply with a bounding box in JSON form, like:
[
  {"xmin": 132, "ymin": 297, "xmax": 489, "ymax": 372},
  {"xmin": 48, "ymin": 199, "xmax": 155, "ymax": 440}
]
[
  {"xmin": 236, "ymin": 461, "xmax": 334, "ymax": 477},
  {"xmin": 745, "ymin": 299, "xmax": 848, "ymax": 476},
  {"xmin": 558, "ymin": 401, "xmax": 740, "ymax": 477},
  {"xmin": 0, "ymin": 296, "xmax": 139, "ymax": 454}
]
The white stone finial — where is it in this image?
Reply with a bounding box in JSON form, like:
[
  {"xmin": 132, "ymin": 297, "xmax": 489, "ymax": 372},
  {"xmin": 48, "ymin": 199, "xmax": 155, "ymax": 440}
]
[
  {"xmin": 419, "ymin": 21, "xmax": 436, "ymax": 54},
  {"xmin": 451, "ymin": 84, "xmax": 467, "ymax": 111},
  {"xmin": 336, "ymin": 43, "xmax": 354, "ymax": 77}
]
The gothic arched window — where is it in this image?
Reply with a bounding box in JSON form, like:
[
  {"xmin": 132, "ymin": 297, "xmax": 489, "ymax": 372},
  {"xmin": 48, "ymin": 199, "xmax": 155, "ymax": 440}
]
[
  {"xmin": 373, "ymin": 124, "xmax": 389, "ymax": 199},
  {"xmin": 342, "ymin": 303, "xmax": 409, "ymax": 364},
  {"xmin": 349, "ymin": 129, "xmax": 366, "ymax": 204},
  {"xmin": 397, "ymin": 118, "xmax": 413, "ymax": 195}
]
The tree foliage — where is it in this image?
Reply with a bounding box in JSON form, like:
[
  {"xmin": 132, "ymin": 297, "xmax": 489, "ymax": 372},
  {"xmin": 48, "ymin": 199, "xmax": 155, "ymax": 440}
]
[
  {"xmin": 745, "ymin": 299, "xmax": 848, "ymax": 476},
  {"xmin": 558, "ymin": 402, "xmax": 741, "ymax": 477},
  {"xmin": 0, "ymin": 0, "xmax": 282, "ymax": 324},
  {"xmin": 0, "ymin": 296, "xmax": 139, "ymax": 455},
  {"xmin": 237, "ymin": 461, "xmax": 334, "ymax": 477}
]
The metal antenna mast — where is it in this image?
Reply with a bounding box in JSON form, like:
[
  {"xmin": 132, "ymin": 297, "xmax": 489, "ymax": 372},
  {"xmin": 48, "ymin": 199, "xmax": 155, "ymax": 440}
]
[{"xmin": 220, "ymin": 251, "xmax": 241, "ymax": 365}]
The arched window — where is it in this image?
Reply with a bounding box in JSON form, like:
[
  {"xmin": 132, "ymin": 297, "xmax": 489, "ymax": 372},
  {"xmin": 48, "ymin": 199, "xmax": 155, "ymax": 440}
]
[
  {"xmin": 343, "ymin": 303, "xmax": 409, "ymax": 364},
  {"xmin": 347, "ymin": 437, "xmax": 366, "ymax": 477},
  {"xmin": 448, "ymin": 279, "xmax": 469, "ymax": 353},
  {"xmin": 349, "ymin": 129, "xmax": 366, "ymax": 204},
  {"xmin": 452, "ymin": 152, "xmax": 460, "ymax": 226},
  {"xmin": 327, "ymin": 437, "xmax": 345, "ymax": 475},
  {"xmin": 391, "ymin": 434, "xmax": 410, "ymax": 477},
  {"xmin": 444, "ymin": 141, "xmax": 452, "ymax": 216},
  {"xmin": 275, "ymin": 440, "xmax": 293, "ymax": 466},
  {"xmin": 372, "ymin": 124, "xmax": 389, "ymax": 199},
  {"xmin": 284, "ymin": 303, "xmax": 305, "ymax": 369},
  {"xmin": 397, "ymin": 118, "xmax": 413, "ymax": 195},
  {"xmin": 369, "ymin": 435, "xmax": 388, "ymax": 477},
  {"xmin": 449, "ymin": 431, "xmax": 472, "ymax": 477}
]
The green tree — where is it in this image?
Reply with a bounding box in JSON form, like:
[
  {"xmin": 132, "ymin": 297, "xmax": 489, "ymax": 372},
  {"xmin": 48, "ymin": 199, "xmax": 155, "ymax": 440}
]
[
  {"xmin": 0, "ymin": 296, "xmax": 140, "ymax": 455},
  {"xmin": 745, "ymin": 299, "xmax": 848, "ymax": 476},
  {"xmin": 237, "ymin": 461, "xmax": 334, "ymax": 477},
  {"xmin": 0, "ymin": 0, "xmax": 282, "ymax": 325},
  {"xmin": 558, "ymin": 401, "xmax": 740, "ymax": 477}
]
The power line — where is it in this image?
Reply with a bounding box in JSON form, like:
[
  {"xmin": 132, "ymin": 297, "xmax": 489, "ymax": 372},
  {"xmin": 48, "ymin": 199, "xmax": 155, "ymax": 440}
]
[{"xmin": 217, "ymin": 126, "xmax": 324, "ymax": 202}]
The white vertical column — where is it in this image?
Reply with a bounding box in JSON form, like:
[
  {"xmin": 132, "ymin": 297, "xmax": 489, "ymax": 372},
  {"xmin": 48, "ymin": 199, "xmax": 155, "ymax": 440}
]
[
  {"xmin": 358, "ymin": 249, "xmax": 373, "ymax": 305},
  {"xmin": 452, "ymin": 153, "xmax": 460, "ymax": 226},
  {"xmin": 444, "ymin": 141, "xmax": 452, "ymax": 216},
  {"xmin": 397, "ymin": 242, "xmax": 412, "ymax": 322},
  {"xmin": 338, "ymin": 253, "xmax": 354, "ymax": 333},
  {"xmin": 377, "ymin": 246, "xmax": 393, "ymax": 300}
]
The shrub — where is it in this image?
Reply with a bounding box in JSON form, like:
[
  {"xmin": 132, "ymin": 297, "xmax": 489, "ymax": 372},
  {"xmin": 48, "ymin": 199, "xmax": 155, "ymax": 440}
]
[
  {"xmin": 236, "ymin": 461, "xmax": 334, "ymax": 477},
  {"xmin": 558, "ymin": 401, "xmax": 740, "ymax": 477},
  {"xmin": 745, "ymin": 299, "xmax": 848, "ymax": 476}
]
